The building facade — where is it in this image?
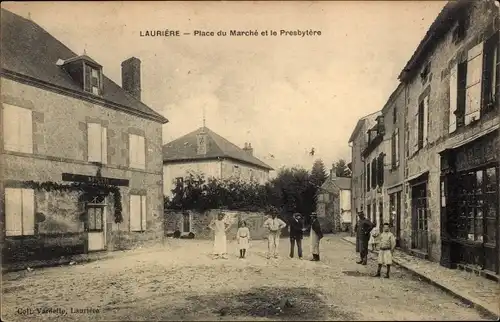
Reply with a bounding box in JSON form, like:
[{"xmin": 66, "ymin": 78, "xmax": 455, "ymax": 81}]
[
  {"xmin": 316, "ymin": 169, "xmax": 351, "ymax": 233},
  {"xmin": 349, "ymin": 0, "xmax": 499, "ymax": 278},
  {"xmin": 1, "ymin": 9, "xmax": 168, "ymax": 262},
  {"xmin": 348, "ymin": 111, "xmax": 380, "ymax": 234},
  {"xmin": 163, "ymin": 126, "xmax": 273, "ymax": 198},
  {"xmin": 399, "ymin": 0, "xmax": 499, "ymax": 273}
]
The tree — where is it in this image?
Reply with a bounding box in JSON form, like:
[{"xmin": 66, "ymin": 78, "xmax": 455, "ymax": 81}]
[
  {"xmin": 333, "ymin": 159, "xmax": 352, "ymax": 177},
  {"xmin": 310, "ymin": 159, "xmax": 327, "ymax": 188}
]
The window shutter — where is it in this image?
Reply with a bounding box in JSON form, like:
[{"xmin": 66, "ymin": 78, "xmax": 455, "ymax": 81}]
[
  {"xmin": 395, "ymin": 128, "xmax": 399, "ymax": 166},
  {"xmin": 137, "ymin": 136, "xmax": 146, "ymax": 169},
  {"xmin": 449, "ymin": 64, "xmax": 458, "ymax": 133},
  {"xmin": 378, "ymin": 154, "xmax": 384, "ymax": 186},
  {"xmin": 482, "ymin": 32, "xmax": 499, "ymax": 111},
  {"xmin": 417, "ymin": 102, "xmax": 424, "ymax": 150},
  {"xmin": 18, "ymin": 107, "xmax": 33, "ymax": 153},
  {"xmin": 22, "ymin": 189, "xmax": 35, "ymax": 235},
  {"xmin": 84, "ymin": 65, "xmax": 92, "ymax": 92},
  {"xmin": 5, "ymin": 188, "xmax": 22, "ymax": 236},
  {"xmin": 129, "ymin": 195, "xmax": 141, "ymax": 231},
  {"xmin": 3, "ymin": 104, "xmax": 20, "ymax": 152},
  {"xmin": 141, "ymin": 196, "xmax": 147, "ymax": 231},
  {"xmin": 391, "ymin": 133, "xmax": 396, "ymax": 167},
  {"xmin": 423, "ymin": 96, "xmax": 429, "ymax": 147},
  {"xmin": 371, "ymin": 160, "xmax": 377, "ymax": 189},
  {"xmin": 101, "ymin": 127, "xmax": 107, "ymax": 164},
  {"xmin": 366, "ymin": 165, "xmax": 370, "ymax": 192},
  {"xmin": 457, "ymin": 61, "xmax": 467, "ymax": 127},
  {"xmin": 465, "ymin": 42, "xmax": 484, "ymax": 124},
  {"xmin": 87, "ymin": 123, "xmax": 102, "ymax": 162},
  {"xmin": 129, "ymin": 134, "xmax": 137, "ymax": 167}
]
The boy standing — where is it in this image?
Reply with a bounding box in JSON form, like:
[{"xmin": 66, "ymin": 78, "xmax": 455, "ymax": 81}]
[{"xmin": 374, "ymin": 223, "xmax": 396, "ymax": 278}]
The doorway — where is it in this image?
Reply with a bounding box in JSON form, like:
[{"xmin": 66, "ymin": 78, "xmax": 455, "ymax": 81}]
[
  {"xmin": 182, "ymin": 212, "xmax": 191, "ymax": 233},
  {"xmin": 390, "ymin": 191, "xmax": 402, "ymax": 247},
  {"xmin": 411, "ymin": 182, "xmax": 428, "ymax": 252},
  {"xmin": 86, "ymin": 195, "xmax": 107, "ymax": 252}
]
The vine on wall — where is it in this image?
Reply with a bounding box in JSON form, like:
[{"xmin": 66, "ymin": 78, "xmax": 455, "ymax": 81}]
[{"xmin": 22, "ymin": 181, "xmax": 123, "ymax": 223}]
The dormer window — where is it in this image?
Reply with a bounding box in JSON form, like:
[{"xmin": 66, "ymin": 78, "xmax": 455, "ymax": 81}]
[
  {"xmin": 60, "ymin": 54, "xmax": 103, "ymax": 96},
  {"xmin": 84, "ymin": 64, "xmax": 102, "ymax": 96}
]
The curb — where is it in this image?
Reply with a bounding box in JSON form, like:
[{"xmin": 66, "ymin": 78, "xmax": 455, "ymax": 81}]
[{"xmin": 341, "ymin": 237, "xmax": 499, "ymax": 320}]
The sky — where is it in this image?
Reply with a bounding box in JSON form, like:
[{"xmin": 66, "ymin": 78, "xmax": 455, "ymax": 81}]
[{"xmin": 3, "ymin": 1, "xmax": 446, "ymax": 173}]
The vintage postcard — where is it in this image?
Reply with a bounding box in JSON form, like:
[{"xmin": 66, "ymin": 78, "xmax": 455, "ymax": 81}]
[{"xmin": 1, "ymin": 0, "xmax": 499, "ymax": 321}]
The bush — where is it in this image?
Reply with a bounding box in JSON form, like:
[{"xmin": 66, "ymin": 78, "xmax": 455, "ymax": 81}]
[{"xmin": 173, "ymin": 230, "xmax": 181, "ymax": 238}]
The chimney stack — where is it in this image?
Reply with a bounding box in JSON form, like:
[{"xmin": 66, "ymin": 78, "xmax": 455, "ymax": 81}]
[
  {"xmin": 330, "ymin": 165, "xmax": 337, "ymax": 179},
  {"xmin": 121, "ymin": 57, "xmax": 141, "ymax": 101},
  {"xmin": 243, "ymin": 142, "xmax": 253, "ymax": 156}
]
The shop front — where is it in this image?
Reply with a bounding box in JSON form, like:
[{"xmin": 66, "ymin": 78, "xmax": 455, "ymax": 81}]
[{"xmin": 440, "ymin": 131, "xmax": 499, "ymax": 275}]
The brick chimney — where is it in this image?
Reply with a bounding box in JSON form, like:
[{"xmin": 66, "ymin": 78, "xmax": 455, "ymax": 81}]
[
  {"xmin": 243, "ymin": 142, "xmax": 253, "ymax": 156},
  {"xmin": 330, "ymin": 164, "xmax": 337, "ymax": 180},
  {"xmin": 121, "ymin": 57, "xmax": 141, "ymax": 101},
  {"xmin": 196, "ymin": 128, "xmax": 208, "ymax": 155}
]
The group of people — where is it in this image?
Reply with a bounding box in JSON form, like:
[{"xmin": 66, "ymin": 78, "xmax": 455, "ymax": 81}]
[
  {"xmin": 208, "ymin": 209, "xmax": 324, "ymax": 261},
  {"xmin": 355, "ymin": 211, "xmax": 397, "ymax": 278}
]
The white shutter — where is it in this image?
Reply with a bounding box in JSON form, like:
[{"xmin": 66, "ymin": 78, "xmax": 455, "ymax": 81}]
[
  {"xmin": 140, "ymin": 196, "xmax": 147, "ymax": 231},
  {"xmin": 465, "ymin": 42, "xmax": 484, "ymax": 125},
  {"xmin": 87, "ymin": 123, "xmax": 102, "ymax": 162},
  {"xmin": 129, "ymin": 134, "xmax": 137, "ymax": 167},
  {"xmin": 449, "ymin": 64, "xmax": 458, "ymax": 133},
  {"xmin": 19, "ymin": 108, "xmax": 33, "ymax": 153},
  {"xmin": 3, "ymin": 104, "xmax": 20, "ymax": 152},
  {"xmin": 412, "ymin": 114, "xmax": 419, "ymax": 154},
  {"xmin": 137, "ymin": 136, "xmax": 146, "ymax": 169},
  {"xmin": 394, "ymin": 128, "xmax": 399, "ymax": 165},
  {"xmin": 423, "ymin": 96, "xmax": 429, "ymax": 147},
  {"xmin": 129, "ymin": 195, "xmax": 141, "ymax": 231},
  {"xmin": 5, "ymin": 188, "xmax": 22, "ymax": 236},
  {"xmin": 101, "ymin": 127, "xmax": 107, "ymax": 164},
  {"xmin": 22, "ymin": 189, "xmax": 35, "ymax": 235}
]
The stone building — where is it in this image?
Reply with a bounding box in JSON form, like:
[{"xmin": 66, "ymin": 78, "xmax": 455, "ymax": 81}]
[
  {"xmin": 347, "ymin": 111, "xmax": 380, "ymax": 233},
  {"xmin": 316, "ymin": 168, "xmax": 351, "ymax": 233},
  {"xmin": 1, "ymin": 9, "xmax": 168, "ymax": 262},
  {"xmin": 163, "ymin": 126, "xmax": 273, "ymax": 198},
  {"xmin": 399, "ymin": 0, "xmax": 499, "ymax": 275},
  {"xmin": 381, "ymin": 84, "xmax": 406, "ymax": 246}
]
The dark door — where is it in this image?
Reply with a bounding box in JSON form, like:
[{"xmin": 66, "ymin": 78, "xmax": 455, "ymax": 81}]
[
  {"xmin": 411, "ymin": 182, "xmax": 428, "ymax": 252},
  {"xmin": 182, "ymin": 213, "xmax": 191, "ymax": 233},
  {"xmin": 390, "ymin": 192, "xmax": 402, "ymax": 247}
]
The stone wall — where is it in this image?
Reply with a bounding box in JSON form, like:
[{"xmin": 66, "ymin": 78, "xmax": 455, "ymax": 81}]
[{"xmin": 165, "ymin": 209, "xmax": 275, "ymax": 240}]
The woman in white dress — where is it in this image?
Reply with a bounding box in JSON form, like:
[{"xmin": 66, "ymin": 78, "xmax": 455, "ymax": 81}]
[
  {"xmin": 209, "ymin": 212, "xmax": 230, "ymax": 259},
  {"xmin": 236, "ymin": 221, "xmax": 251, "ymax": 258}
]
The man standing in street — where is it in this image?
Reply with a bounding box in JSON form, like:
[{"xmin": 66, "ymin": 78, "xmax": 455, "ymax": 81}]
[
  {"xmin": 263, "ymin": 208, "xmax": 287, "ymax": 259},
  {"xmin": 310, "ymin": 212, "xmax": 323, "ymax": 261},
  {"xmin": 289, "ymin": 213, "xmax": 305, "ymax": 259},
  {"xmin": 356, "ymin": 211, "xmax": 374, "ymax": 265}
]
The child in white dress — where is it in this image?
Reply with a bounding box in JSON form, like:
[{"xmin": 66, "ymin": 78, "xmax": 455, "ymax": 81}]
[{"xmin": 236, "ymin": 221, "xmax": 250, "ymax": 258}]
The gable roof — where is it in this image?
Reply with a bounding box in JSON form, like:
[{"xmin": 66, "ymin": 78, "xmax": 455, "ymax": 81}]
[
  {"xmin": 320, "ymin": 176, "xmax": 351, "ymax": 193},
  {"xmin": 0, "ymin": 9, "xmax": 168, "ymax": 124},
  {"xmin": 348, "ymin": 111, "xmax": 381, "ymax": 143},
  {"xmin": 163, "ymin": 127, "xmax": 273, "ymax": 170}
]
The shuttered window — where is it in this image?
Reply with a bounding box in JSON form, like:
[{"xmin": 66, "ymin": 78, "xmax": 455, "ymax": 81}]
[
  {"xmin": 465, "ymin": 42, "xmax": 483, "ymax": 125},
  {"xmin": 129, "ymin": 195, "xmax": 147, "ymax": 232},
  {"xmin": 87, "ymin": 123, "xmax": 107, "ymax": 164},
  {"xmin": 5, "ymin": 188, "xmax": 35, "ymax": 236},
  {"xmin": 417, "ymin": 96, "xmax": 429, "ymax": 150},
  {"xmin": 3, "ymin": 104, "xmax": 33, "ymax": 153},
  {"xmin": 449, "ymin": 64, "xmax": 458, "ymax": 133},
  {"xmin": 391, "ymin": 129, "xmax": 400, "ymax": 168},
  {"xmin": 366, "ymin": 164, "xmax": 370, "ymax": 192},
  {"xmin": 371, "ymin": 160, "xmax": 377, "ymax": 189},
  {"xmin": 457, "ymin": 61, "xmax": 468, "ymax": 127},
  {"xmin": 482, "ymin": 31, "xmax": 499, "ymax": 112},
  {"xmin": 129, "ymin": 134, "xmax": 146, "ymax": 169}
]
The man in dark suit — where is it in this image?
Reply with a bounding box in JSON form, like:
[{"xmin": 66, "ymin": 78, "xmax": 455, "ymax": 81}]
[
  {"xmin": 356, "ymin": 211, "xmax": 374, "ymax": 265},
  {"xmin": 289, "ymin": 213, "xmax": 305, "ymax": 259}
]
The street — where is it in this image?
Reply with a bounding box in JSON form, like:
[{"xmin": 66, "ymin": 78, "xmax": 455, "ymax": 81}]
[{"xmin": 2, "ymin": 234, "xmax": 490, "ymax": 321}]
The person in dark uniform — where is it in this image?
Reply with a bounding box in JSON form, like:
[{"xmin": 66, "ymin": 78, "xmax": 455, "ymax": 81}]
[
  {"xmin": 310, "ymin": 212, "xmax": 324, "ymax": 261},
  {"xmin": 289, "ymin": 213, "xmax": 305, "ymax": 259},
  {"xmin": 356, "ymin": 211, "xmax": 374, "ymax": 265}
]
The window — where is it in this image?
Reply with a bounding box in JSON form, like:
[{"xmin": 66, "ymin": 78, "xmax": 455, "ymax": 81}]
[
  {"xmin": 129, "ymin": 134, "xmax": 146, "ymax": 169},
  {"xmin": 482, "ymin": 32, "xmax": 499, "ymax": 112},
  {"xmin": 377, "ymin": 154, "xmax": 384, "ymax": 186},
  {"xmin": 87, "ymin": 123, "xmax": 107, "ymax": 164},
  {"xmin": 417, "ymin": 96, "xmax": 429, "ymax": 150},
  {"xmin": 452, "ymin": 17, "xmax": 468, "ymax": 44},
  {"xmin": 420, "ymin": 63, "xmax": 430, "ymax": 84},
  {"xmin": 449, "ymin": 63, "xmax": 458, "ymax": 133},
  {"xmin": 366, "ymin": 164, "xmax": 370, "ymax": 192},
  {"xmin": 5, "ymin": 188, "xmax": 35, "ymax": 236},
  {"xmin": 129, "ymin": 195, "xmax": 146, "ymax": 232},
  {"xmin": 371, "ymin": 159, "xmax": 377, "ymax": 189},
  {"xmin": 87, "ymin": 207, "xmax": 104, "ymax": 231},
  {"xmin": 3, "ymin": 104, "xmax": 33, "ymax": 153},
  {"xmin": 84, "ymin": 64, "xmax": 101, "ymax": 95},
  {"xmin": 391, "ymin": 128, "xmax": 400, "ymax": 168},
  {"xmin": 464, "ymin": 42, "xmax": 483, "ymax": 125},
  {"xmin": 393, "ymin": 107, "xmax": 397, "ymax": 124},
  {"xmin": 317, "ymin": 203, "xmax": 326, "ymax": 217}
]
